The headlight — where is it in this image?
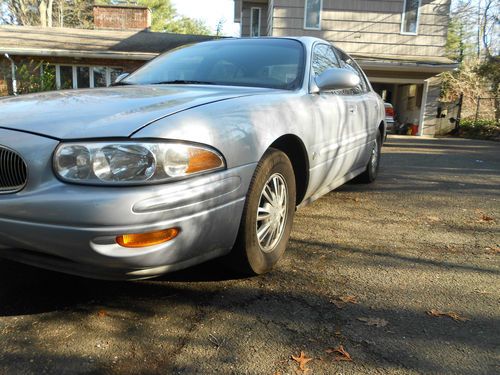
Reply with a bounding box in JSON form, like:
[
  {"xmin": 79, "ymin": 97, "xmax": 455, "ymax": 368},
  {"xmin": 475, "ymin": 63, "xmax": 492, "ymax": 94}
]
[{"xmin": 54, "ymin": 141, "xmax": 225, "ymax": 185}]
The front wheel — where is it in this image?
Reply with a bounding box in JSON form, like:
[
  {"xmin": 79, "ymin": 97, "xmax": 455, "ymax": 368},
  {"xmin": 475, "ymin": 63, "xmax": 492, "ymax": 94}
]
[{"xmin": 229, "ymin": 148, "xmax": 296, "ymax": 275}]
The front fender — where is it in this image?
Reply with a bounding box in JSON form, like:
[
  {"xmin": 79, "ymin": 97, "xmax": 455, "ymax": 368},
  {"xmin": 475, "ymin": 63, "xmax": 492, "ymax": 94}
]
[{"xmin": 131, "ymin": 92, "xmax": 314, "ymax": 170}]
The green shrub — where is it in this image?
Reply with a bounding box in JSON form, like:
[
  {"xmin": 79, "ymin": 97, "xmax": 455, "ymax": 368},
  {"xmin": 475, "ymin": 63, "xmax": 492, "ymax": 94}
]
[
  {"xmin": 459, "ymin": 119, "xmax": 500, "ymax": 140},
  {"xmin": 16, "ymin": 60, "xmax": 56, "ymax": 94}
]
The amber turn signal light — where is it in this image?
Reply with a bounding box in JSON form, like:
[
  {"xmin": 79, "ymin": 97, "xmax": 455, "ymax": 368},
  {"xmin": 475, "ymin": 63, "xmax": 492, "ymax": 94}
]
[
  {"xmin": 116, "ymin": 228, "xmax": 179, "ymax": 248},
  {"xmin": 186, "ymin": 148, "xmax": 224, "ymax": 174}
]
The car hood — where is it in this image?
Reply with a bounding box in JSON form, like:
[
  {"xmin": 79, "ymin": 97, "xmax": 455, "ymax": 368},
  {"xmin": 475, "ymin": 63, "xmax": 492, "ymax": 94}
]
[{"xmin": 0, "ymin": 85, "xmax": 270, "ymax": 139}]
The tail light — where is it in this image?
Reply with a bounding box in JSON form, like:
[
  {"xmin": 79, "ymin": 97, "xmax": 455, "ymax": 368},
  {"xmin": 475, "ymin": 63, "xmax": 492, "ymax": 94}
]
[{"xmin": 385, "ymin": 106, "xmax": 395, "ymax": 117}]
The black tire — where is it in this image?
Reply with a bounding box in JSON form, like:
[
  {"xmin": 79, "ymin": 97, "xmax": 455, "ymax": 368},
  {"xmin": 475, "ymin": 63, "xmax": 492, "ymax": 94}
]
[
  {"xmin": 228, "ymin": 148, "xmax": 296, "ymax": 275},
  {"xmin": 356, "ymin": 130, "xmax": 382, "ymax": 183}
]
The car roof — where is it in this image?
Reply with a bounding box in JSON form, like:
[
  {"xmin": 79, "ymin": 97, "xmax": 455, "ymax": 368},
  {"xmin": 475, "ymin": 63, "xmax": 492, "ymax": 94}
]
[{"xmin": 203, "ymin": 36, "xmax": 329, "ymax": 49}]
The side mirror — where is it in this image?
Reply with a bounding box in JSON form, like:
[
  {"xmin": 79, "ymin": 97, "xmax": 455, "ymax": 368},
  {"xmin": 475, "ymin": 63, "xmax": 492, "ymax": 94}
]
[
  {"xmin": 314, "ymin": 68, "xmax": 360, "ymax": 92},
  {"xmin": 114, "ymin": 73, "xmax": 129, "ymax": 84}
]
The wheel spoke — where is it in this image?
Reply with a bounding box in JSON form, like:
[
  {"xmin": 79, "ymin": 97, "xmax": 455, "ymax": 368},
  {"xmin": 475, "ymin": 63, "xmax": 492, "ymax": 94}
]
[
  {"xmin": 279, "ymin": 183, "xmax": 286, "ymax": 206},
  {"xmin": 257, "ymin": 206, "xmax": 271, "ymax": 221},
  {"xmin": 272, "ymin": 177, "xmax": 279, "ymax": 206},
  {"xmin": 257, "ymin": 221, "xmax": 272, "ymax": 242},
  {"xmin": 262, "ymin": 184, "xmax": 273, "ymax": 204},
  {"xmin": 264, "ymin": 222, "xmax": 276, "ymax": 248}
]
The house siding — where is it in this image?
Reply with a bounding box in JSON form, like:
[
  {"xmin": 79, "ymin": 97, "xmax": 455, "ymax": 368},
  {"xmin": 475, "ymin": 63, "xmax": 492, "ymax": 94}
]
[{"xmin": 264, "ymin": 0, "xmax": 450, "ymax": 59}]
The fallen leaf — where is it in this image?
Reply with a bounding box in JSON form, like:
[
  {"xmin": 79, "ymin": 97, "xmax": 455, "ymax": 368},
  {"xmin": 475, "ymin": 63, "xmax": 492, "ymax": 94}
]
[
  {"xmin": 426, "ymin": 216, "xmax": 440, "ymax": 222},
  {"xmin": 325, "ymin": 345, "xmax": 353, "ymax": 362},
  {"xmin": 339, "ymin": 296, "xmax": 358, "ymax": 303},
  {"xmin": 427, "ymin": 309, "xmax": 469, "ymax": 322},
  {"xmin": 357, "ymin": 317, "xmax": 389, "ymax": 327},
  {"xmin": 339, "ymin": 295, "xmax": 358, "ymax": 304},
  {"xmin": 486, "ymin": 247, "xmax": 500, "ymax": 254},
  {"xmin": 97, "ymin": 309, "xmax": 108, "ymax": 318},
  {"xmin": 291, "ymin": 351, "xmax": 313, "ymax": 371},
  {"xmin": 476, "ymin": 211, "xmax": 495, "ymax": 223},
  {"xmin": 331, "ymin": 295, "xmax": 358, "ymax": 309},
  {"xmin": 480, "ymin": 214, "xmax": 494, "ymax": 222}
]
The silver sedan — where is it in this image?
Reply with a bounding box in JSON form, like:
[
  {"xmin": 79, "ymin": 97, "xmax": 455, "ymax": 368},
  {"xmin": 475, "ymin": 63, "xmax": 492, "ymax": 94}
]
[{"xmin": 0, "ymin": 37, "xmax": 385, "ymax": 279}]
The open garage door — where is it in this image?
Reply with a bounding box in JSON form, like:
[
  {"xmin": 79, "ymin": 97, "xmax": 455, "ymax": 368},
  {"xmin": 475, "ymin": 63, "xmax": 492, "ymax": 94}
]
[{"xmin": 371, "ymin": 79, "xmax": 426, "ymax": 136}]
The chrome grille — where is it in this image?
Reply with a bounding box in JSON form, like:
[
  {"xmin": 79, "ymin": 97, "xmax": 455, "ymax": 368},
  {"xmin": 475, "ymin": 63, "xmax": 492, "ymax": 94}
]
[{"xmin": 0, "ymin": 146, "xmax": 27, "ymax": 193}]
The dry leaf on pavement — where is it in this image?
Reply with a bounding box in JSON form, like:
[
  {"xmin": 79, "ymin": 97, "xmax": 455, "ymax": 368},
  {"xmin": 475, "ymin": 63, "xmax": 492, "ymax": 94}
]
[
  {"xmin": 427, "ymin": 309, "xmax": 469, "ymax": 322},
  {"xmin": 339, "ymin": 295, "xmax": 358, "ymax": 304},
  {"xmin": 478, "ymin": 213, "xmax": 495, "ymax": 223},
  {"xmin": 426, "ymin": 216, "xmax": 440, "ymax": 222},
  {"xmin": 291, "ymin": 351, "xmax": 313, "ymax": 371},
  {"xmin": 485, "ymin": 246, "xmax": 500, "ymax": 254},
  {"xmin": 331, "ymin": 295, "xmax": 358, "ymax": 309},
  {"xmin": 357, "ymin": 317, "xmax": 389, "ymax": 327},
  {"xmin": 325, "ymin": 345, "xmax": 353, "ymax": 362},
  {"xmin": 481, "ymin": 214, "xmax": 494, "ymax": 222},
  {"xmin": 97, "ymin": 309, "xmax": 108, "ymax": 318}
]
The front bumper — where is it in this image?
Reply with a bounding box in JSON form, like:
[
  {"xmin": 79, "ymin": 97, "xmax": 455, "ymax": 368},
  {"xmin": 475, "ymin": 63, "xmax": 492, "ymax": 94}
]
[{"xmin": 0, "ymin": 128, "xmax": 255, "ymax": 279}]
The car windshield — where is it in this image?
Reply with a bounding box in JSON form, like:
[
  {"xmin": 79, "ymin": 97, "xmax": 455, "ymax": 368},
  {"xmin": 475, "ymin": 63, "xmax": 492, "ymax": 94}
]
[{"xmin": 122, "ymin": 39, "xmax": 305, "ymax": 90}]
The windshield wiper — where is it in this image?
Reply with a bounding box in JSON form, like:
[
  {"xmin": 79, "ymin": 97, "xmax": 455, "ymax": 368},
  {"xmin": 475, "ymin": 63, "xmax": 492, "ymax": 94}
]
[
  {"xmin": 153, "ymin": 80, "xmax": 216, "ymax": 85},
  {"xmin": 111, "ymin": 81, "xmax": 133, "ymax": 86}
]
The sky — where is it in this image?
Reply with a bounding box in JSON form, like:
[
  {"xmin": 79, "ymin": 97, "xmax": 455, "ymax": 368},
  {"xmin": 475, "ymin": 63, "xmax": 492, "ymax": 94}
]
[{"xmin": 171, "ymin": 0, "xmax": 241, "ymax": 36}]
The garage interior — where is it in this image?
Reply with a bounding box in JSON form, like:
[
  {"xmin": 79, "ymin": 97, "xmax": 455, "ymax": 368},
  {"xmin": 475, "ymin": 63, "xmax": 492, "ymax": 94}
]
[{"xmin": 371, "ymin": 81, "xmax": 424, "ymax": 134}]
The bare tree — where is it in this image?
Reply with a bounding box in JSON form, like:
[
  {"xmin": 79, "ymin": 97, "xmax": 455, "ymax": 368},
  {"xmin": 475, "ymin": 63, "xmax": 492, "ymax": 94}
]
[
  {"xmin": 480, "ymin": 0, "xmax": 499, "ymax": 58},
  {"xmin": 1, "ymin": 0, "xmax": 94, "ymax": 28}
]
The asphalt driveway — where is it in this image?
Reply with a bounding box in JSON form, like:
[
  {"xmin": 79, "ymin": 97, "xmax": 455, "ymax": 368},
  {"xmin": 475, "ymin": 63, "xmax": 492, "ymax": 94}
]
[{"xmin": 0, "ymin": 135, "xmax": 499, "ymax": 375}]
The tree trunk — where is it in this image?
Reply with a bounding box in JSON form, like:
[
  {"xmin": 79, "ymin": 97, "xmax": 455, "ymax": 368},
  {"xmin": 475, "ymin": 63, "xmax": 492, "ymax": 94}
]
[
  {"xmin": 39, "ymin": 0, "xmax": 47, "ymax": 27},
  {"xmin": 47, "ymin": 0, "xmax": 54, "ymax": 27}
]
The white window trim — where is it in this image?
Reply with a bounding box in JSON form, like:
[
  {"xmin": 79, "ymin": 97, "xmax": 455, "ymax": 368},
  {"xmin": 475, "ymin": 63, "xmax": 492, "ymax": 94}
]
[
  {"xmin": 89, "ymin": 67, "xmax": 95, "ymax": 88},
  {"xmin": 250, "ymin": 7, "xmax": 261, "ymax": 37},
  {"xmin": 55, "ymin": 65, "xmax": 61, "ymax": 89},
  {"xmin": 54, "ymin": 64, "xmax": 122, "ymax": 89},
  {"xmin": 400, "ymin": 0, "xmax": 422, "ymax": 35},
  {"xmin": 304, "ymin": 0, "xmax": 323, "ymax": 31},
  {"xmin": 72, "ymin": 66, "xmax": 78, "ymax": 89}
]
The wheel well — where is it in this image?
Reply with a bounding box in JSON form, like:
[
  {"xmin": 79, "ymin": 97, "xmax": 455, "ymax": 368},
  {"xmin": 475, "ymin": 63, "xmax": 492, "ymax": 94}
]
[{"xmin": 270, "ymin": 135, "xmax": 309, "ymax": 206}]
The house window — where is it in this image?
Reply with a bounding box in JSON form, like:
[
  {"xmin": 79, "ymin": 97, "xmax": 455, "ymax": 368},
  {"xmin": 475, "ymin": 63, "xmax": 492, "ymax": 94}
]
[
  {"xmin": 76, "ymin": 67, "xmax": 90, "ymax": 88},
  {"xmin": 304, "ymin": 0, "xmax": 322, "ymax": 30},
  {"xmin": 250, "ymin": 7, "xmax": 261, "ymax": 37},
  {"xmin": 109, "ymin": 68, "xmax": 124, "ymax": 83},
  {"xmin": 93, "ymin": 67, "xmax": 107, "ymax": 88},
  {"xmin": 54, "ymin": 65, "xmax": 123, "ymax": 90},
  {"xmin": 59, "ymin": 66, "xmax": 73, "ymax": 89},
  {"xmin": 401, "ymin": 0, "xmax": 421, "ymax": 34}
]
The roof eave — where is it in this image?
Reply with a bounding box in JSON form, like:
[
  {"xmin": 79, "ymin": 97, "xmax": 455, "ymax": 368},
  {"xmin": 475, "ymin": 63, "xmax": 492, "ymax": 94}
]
[
  {"xmin": 357, "ymin": 60, "xmax": 458, "ymax": 73},
  {"xmin": 1, "ymin": 48, "xmax": 156, "ymax": 61}
]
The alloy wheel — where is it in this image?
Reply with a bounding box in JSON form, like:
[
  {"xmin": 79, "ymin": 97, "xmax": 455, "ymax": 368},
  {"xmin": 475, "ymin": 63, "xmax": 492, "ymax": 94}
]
[{"xmin": 256, "ymin": 173, "xmax": 288, "ymax": 252}]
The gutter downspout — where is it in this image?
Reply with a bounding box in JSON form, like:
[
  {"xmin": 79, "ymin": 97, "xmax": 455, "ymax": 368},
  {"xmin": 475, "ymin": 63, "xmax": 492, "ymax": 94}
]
[{"xmin": 3, "ymin": 53, "xmax": 17, "ymax": 95}]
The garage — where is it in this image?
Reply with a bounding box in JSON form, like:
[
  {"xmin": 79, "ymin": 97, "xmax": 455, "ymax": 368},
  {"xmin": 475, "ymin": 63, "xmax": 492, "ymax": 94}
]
[
  {"xmin": 371, "ymin": 80, "xmax": 425, "ymax": 135},
  {"xmin": 356, "ymin": 58, "xmax": 457, "ymax": 136}
]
